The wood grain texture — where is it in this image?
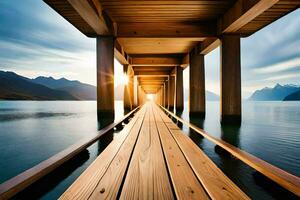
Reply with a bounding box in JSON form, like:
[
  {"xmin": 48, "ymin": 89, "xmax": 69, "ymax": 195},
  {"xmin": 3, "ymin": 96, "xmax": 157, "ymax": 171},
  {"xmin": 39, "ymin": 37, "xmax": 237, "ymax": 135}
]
[
  {"xmin": 159, "ymin": 104, "xmax": 300, "ymax": 196},
  {"xmin": 88, "ymin": 106, "xmax": 148, "ymax": 199},
  {"xmin": 156, "ymin": 105, "xmax": 250, "ymax": 200},
  {"xmin": 59, "ymin": 106, "xmax": 146, "ymax": 200},
  {"xmin": 153, "ymin": 104, "xmax": 209, "ymax": 200},
  {"xmin": 120, "ymin": 106, "xmax": 174, "ymax": 199}
]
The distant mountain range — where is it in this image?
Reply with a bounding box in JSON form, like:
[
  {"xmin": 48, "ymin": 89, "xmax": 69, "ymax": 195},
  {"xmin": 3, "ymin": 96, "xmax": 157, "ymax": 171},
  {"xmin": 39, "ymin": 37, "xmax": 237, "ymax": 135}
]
[
  {"xmin": 0, "ymin": 71, "xmax": 96, "ymax": 100},
  {"xmin": 31, "ymin": 76, "xmax": 96, "ymax": 100},
  {"xmin": 249, "ymin": 84, "xmax": 300, "ymax": 101}
]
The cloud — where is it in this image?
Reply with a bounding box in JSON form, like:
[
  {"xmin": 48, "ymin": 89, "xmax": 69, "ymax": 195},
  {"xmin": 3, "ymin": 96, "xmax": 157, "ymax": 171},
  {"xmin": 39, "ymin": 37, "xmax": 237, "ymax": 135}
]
[
  {"xmin": 253, "ymin": 58, "xmax": 300, "ymax": 74},
  {"xmin": 263, "ymin": 72, "xmax": 300, "ymax": 81}
]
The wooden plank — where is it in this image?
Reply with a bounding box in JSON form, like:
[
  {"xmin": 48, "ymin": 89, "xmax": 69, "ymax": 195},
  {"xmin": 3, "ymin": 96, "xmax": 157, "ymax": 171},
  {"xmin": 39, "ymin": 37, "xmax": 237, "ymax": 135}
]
[
  {"xmin": 156, "ymin": 105, "xmax": 250, "ymax": 200},
  {"xmin": 159, "ymin": 105, "xmax": 300, "ymax": 196},
  {"xmin": 119, "ymin": 106, "xmax": 174, "ymax": 199},
  {"xmin": 88, "ymin": 106, "xmax": 148, "ymax": 199},
  {"xmin": 59, "ymin": 106, "xmax": 146, "ymax": 200},
  {"xmin": 152, "ymin": 103, "xmax": 209, "ymax": 200}
]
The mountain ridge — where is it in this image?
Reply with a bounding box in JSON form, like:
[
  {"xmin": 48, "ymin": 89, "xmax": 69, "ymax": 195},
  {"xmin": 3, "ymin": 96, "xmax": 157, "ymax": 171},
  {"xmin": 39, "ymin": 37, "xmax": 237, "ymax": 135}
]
[{"xmin": 249, "ymin": 84, "xmax": 300, "ymax": 101}]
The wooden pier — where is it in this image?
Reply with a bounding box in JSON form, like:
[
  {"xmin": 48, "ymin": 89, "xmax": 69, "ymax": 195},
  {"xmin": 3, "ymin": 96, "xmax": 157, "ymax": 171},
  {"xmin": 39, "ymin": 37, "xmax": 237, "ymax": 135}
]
[
  {"xmin": 0, "ymin": 1, "xmax": 300, "ymax": 199},
  {"xmin": 59, "ymin": 102, "xmax": 249, "ymax": 199}
]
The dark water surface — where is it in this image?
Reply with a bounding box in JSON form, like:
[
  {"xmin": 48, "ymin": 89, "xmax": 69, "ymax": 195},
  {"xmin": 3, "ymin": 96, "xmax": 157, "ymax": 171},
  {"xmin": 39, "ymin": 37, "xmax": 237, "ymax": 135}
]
[{"xmin": 0, "ymin": 100, "xmax": 299, "ymax": 199}]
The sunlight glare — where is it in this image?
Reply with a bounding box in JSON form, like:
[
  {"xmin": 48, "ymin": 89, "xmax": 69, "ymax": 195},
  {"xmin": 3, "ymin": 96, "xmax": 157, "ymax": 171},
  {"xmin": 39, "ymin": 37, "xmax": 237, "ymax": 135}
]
[
  {"xmin": 121, "ymin": 73, "xmax": 129, "ymax": 85},
  {"xmin": 147, "ymin": 94, "xmax": 154, "ymax": 101}
]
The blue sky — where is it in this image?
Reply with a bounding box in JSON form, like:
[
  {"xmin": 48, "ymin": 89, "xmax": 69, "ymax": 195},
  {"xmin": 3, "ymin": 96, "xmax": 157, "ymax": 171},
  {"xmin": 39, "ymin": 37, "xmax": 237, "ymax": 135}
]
[{"xmin": 0, "ymin": 0, "xmax": 300, "ymax": 98}]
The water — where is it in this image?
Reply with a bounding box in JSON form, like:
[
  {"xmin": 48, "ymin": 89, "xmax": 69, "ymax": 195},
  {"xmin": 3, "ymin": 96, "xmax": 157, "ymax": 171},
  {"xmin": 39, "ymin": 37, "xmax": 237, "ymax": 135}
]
[{"xmin": 0, "ymin": 101, "xmax": 299, "ymax": 199}]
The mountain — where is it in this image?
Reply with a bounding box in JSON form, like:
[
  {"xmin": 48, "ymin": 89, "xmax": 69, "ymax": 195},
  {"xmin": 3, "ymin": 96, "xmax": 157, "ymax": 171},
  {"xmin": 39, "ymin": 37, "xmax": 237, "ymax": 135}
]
[
  {"xmin": 184, "ymin": 89, "xmax": 219, "ymax": 101},
  {"xmin": 31, "ymin": 76, "xmax": 96, "ymax": 100},
  {"xmin": 0, "ymin": 71, "xmax": 76, "ymax": 100},
  {"xmin": 283, "ymin": 90, "xmax": 300, "ymax": 101},
  {"xmin": 249, "ymin": 84, "xmax": 300, "ymax": 101}
]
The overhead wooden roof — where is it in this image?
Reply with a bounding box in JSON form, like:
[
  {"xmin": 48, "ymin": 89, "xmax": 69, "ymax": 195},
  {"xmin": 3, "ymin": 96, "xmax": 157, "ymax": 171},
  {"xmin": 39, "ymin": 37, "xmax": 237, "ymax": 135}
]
[{"xmin": 43, "ymin": 0, "xmax": 299, "ymax": 93}]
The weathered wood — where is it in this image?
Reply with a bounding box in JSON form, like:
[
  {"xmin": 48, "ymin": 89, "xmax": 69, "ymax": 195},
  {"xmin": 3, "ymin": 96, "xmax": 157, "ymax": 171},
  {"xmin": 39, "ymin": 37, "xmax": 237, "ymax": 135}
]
[
  {"xmin": 0, "ymin": 104, "xmax": 139, "ymax": 200},
  {"xmin": 220, "ymin": 35, "xmax": 241, "ymax": 124},
  {"xmin": 153, "ymin": 106, "xmax": 209, "ymax": 200},
  {"xmin": 160, "ymin": 105, "xmax": 300, "ymax": 196},
  {"xmin": 175, "ymin": 66, "xmax": 184, "ymax": 111},
  {"xmin": 97, "ymin": 36, "xmax": 115, "ymax": 115},
  {"xmin": 120, "ymin": 106, "xmax": 174, "ymax": 199},
  {"xmin": 59, "ymin": 106, "xmax": 146, "ymax": 200},
  {"xmin": 189, "ymin": 49, "xmax": 205, "ymax": 116}
]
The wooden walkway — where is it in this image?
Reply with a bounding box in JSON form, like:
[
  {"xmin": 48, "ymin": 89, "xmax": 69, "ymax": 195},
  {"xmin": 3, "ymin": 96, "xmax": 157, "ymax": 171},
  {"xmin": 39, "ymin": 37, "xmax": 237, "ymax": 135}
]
[{"xmin": 60, "ymin": 102, "xmax": 249, "ymax": 200}]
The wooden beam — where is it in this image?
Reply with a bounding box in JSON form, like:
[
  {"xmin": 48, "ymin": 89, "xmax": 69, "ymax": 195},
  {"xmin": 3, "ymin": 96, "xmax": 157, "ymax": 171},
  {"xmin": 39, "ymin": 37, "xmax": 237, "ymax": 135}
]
[
  {"xmin": 219, "ymin": 0, "xmax": 279, "ymax": 34},
  {"xmin": 130, "ymin": 55, "xmax": 182, "ymax": 66},
  {"xmin": 67, "ymin": 0, "xmax": 110, "ymax": 35},
  {"xmin": 135, "ymin": 71, "xmax": 171, "ymax": 76},
  {"xmin": 117, "ymin": 22, "xmax": 216, "ymax": 38},
  {"xmin": 198, "ymin": 38, "xmax": 220, "ymax": 55},
  {"xmin": 114, "ymin": 40, "xmax": 128, "ymax": 65}
]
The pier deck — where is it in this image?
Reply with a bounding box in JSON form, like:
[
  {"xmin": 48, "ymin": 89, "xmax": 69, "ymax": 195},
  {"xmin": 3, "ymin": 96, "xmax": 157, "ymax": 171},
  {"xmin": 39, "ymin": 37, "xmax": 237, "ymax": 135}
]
[{"xmin": 60, "ymin": 102, "xmax": 249, "ymax": 199}]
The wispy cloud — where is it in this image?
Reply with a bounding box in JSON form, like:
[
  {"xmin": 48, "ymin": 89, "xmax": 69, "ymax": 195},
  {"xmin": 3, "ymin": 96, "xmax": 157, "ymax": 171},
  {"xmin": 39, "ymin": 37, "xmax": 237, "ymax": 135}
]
[
  {"xmin": 253, "ymin": 58, "xmax": 300, "ymax": 74},
  {"xmin": 263, "ymin": 72, "xmax": 300, "ymax": 81}
]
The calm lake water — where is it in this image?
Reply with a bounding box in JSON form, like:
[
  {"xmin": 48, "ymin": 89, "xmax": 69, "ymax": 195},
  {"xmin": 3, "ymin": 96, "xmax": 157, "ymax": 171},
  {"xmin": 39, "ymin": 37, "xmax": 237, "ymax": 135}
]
[{"xmin": 0, "ymin": 100, "xmax": 299, "ymax": 199}]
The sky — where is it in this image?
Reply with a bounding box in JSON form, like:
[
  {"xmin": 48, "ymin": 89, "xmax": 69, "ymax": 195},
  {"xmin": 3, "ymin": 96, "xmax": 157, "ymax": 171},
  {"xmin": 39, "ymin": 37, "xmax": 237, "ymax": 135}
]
[{"xmin": 0, "ymin": 0, "xmax": 300, "ymax": 98}]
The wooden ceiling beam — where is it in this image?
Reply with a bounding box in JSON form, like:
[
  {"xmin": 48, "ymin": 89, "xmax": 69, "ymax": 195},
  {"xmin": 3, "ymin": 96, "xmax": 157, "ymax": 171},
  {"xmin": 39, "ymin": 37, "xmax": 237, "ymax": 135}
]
[
  {"xmin": 114, "ymin": 40, "xmax": 128, "ymax": 65},
  {"xmin": 196, "ymin": 38, "xmax": 221, "ymax": 55},
  {"xmin": 134, "ymin": 71, "xmax": 170, "ymax": 76},
  {"xmin": 130, "ymin": 54, "xmax": 183, "ymax": 66},
  {"xmin": 218, "ymin": 0, "xmax": 279, "ymax": 34},
  {"xmin": 117, "ymin": 22, "xmax": 217, "ymax": 38}
]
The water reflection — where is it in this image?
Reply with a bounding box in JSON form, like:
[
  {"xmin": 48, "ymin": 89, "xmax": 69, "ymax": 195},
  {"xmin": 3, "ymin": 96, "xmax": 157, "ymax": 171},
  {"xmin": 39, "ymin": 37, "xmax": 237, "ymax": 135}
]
[
  {"xmin": 188, "ymin": 116, "xmax": 205, "ymax": 147},
  {"xmin": 97, "ymin": 114, "xmax": 115, "ymax": 155}
]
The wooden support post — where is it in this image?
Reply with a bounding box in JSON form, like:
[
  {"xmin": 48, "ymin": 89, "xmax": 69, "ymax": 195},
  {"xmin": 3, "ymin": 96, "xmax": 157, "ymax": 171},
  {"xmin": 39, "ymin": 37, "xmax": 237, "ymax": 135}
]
[
  {"xmin": 175, "ymin": 66, "xmax": 184, "ymax": 111},
  {"xmin": 169, "ymin": 75, "xmax": 175, "ymax": 111},
  {"xmin": 220, "ymin": 35, "xmax": 241, "ymax": 124},
  {"xmin": 97, "ymin": 36, "xmax": 115, "ymax": 120},
  {"xmin": 124, "ymin": 65, "xmax": 134, "ymax": 111},
  {"xmin": 189, "ymin": 48, "xmax": 205, "ymax": 116},
  {"xmin": 164, "ymin": 80, "xmax": 169, "ymax": 108}
]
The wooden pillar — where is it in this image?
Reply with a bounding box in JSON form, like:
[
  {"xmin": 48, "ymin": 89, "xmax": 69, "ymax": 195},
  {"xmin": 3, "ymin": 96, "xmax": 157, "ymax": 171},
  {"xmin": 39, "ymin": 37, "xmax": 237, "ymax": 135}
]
[
  {"xmin": 123, "ymin": 65, "xmax": 134, "ymax": 111},
  {"xmin": 164, "ymin": 80, "xmax": 169, "ymax": 108},
  {"xmin": 175, "ymin": 66, "xmax": 184, "ymax": 111},
  {"xmin": 97, "ymin": 36, "xmax": 114, "ymax": 118},
  {"xmin": 220, "ymin": 35, "xmax": 241, "ymax": 124},
  {"xmin": 133, "ymin": 76, "xmax": 138, "ymax": 107},
  {"xmin": 189, "ymin": 48, "xmax": 205, "ymax": 116},
  {"xmin": 168, "ymin": 74, "xmax": 175, "ymax": 110}
]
